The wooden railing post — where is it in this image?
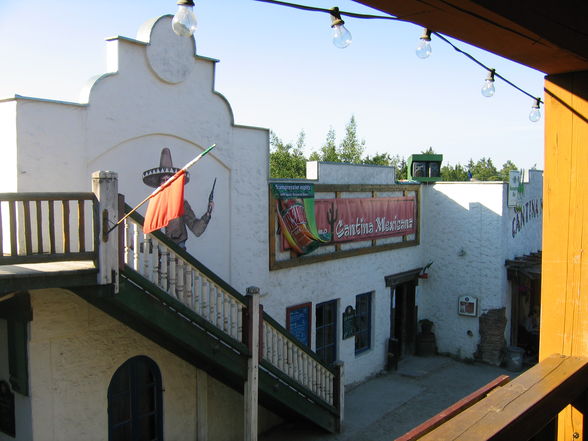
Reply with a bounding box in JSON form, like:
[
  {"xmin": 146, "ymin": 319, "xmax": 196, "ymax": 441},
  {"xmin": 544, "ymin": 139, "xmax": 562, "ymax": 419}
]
[
  {"xmin": 92, "ymin": 171, "xmax": 119, "ymax": 292},
  {"xmin": 333, "ymin": 360, "xmax": 344, "ymax": 433},
  {"xmin": 244, "ymin": 286, "xmax": 260, "ymax": 441}
]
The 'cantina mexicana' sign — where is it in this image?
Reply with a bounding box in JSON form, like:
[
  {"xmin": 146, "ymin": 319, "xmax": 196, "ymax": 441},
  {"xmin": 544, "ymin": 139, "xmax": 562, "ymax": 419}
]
[{"xmin": 315, "ymin": 197, "xmax": 416, "ymax": 243}]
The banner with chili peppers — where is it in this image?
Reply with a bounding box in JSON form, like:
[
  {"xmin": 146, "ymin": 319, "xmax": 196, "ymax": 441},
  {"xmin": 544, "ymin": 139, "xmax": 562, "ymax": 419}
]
[{"xmin": 271, "ymin": 183, "xmax": 330, "ymax": 255}]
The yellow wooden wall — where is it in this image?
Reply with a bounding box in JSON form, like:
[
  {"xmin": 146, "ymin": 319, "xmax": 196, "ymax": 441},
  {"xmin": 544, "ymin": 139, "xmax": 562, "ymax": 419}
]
[{"xmin": 541, "ymin": 71, "xmax": 588, "ymax": 439}]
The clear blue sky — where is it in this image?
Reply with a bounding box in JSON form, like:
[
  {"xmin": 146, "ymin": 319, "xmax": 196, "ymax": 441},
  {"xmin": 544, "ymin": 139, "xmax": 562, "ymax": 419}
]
[{"xmin": 0, "ymin": 0, "xmax": 545, "ymax": 169}]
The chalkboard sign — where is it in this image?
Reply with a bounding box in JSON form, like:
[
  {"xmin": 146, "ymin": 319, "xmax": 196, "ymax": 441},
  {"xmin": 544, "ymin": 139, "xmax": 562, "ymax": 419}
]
[
  {"xmin": 286, "ymin": 303, "xmax": 311, "ymax": 347},
  {"xmin": 0, "ymin": 381, "xmax": 15, "ymax": 437}
]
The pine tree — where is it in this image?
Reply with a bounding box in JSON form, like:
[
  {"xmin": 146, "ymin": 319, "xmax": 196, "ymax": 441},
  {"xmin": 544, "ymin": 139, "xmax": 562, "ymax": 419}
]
[{"xmin": 338, "ymin": 115, "xmax": 365, "ymax": 163}]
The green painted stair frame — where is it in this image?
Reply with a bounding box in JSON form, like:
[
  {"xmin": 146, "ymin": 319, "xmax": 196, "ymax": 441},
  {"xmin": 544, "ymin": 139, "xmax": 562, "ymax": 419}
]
[
  {"xmin": 106, "ymin": 204, "xmax": 342, "ymax": 433},
  {"xmin": 0, "ymin": 192, "xmax": 342, "ymax": 433}
]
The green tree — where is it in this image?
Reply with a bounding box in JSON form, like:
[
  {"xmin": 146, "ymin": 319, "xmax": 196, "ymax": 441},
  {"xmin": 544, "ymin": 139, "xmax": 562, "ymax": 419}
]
[
  {"xmin": 363, "ymin": 152, "xmax": 392, "ymax": 166},
  {"xmin": 313, "ymin": 128, "xmax": 339, "ymax": 162},
  {"xmin": 338, "ymin": 115, "xmax": 365, "ymax": 163},
  {"xmin": 269, "ymin": 131, "xmax": 307, "ymax": 178},
  {"xmin": 441, "ymin": 163, "xmax": 470, "ymax": 181},
  {"xmin": 421, "ymin": 146, "xmax": 437, "ymax": 154},
  {"xmin": 498, "ymin": 160, "xmax": 518, "ymax": 181},
  {"xmin": 470, "ymin": 157, "xmax": 500, "ymax": 181},
  {"xmin": 388, "ymin": 154, "xmax": 407, "ymax": 180}
]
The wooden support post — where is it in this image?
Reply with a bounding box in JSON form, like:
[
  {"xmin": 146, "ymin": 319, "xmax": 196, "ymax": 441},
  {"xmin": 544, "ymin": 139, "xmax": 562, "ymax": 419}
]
[
  {"xmin": 92, "ymin": 171, "xmax": 119, "ymax": 292},
  {"xmin": 244, "ymin": 286, "xmax": 260, "ymax": 441},
  {"xmin": 333, "ymin": 360, "xmax": 345, "ymax": 433}
]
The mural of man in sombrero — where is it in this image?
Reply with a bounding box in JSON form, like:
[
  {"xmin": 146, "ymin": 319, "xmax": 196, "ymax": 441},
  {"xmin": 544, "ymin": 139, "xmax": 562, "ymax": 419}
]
[{"xmin": 142, "ymin": 147, "xmax": 214, "ymax": 249}]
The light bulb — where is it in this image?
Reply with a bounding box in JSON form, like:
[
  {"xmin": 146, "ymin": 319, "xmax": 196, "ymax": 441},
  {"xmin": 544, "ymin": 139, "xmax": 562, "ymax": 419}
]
[
  {"xmin": 529, "ymin": 99, "xmax": 541, "ymax": 122},
  {"xmin": 416, "ymin": 29, "xmax": 432, "ymax": 59},
  {"xmin": 330, "ymin": 7, "xmax": 351, "ymax": 49},
  {"xmin": 172, "ymin": 2, "xmax": 197, "ymax": 37},
  {"xmin": 481, "ymin": 69, "xmax": 496, "ymax": 97},
  {"xmin": 332, "ymin": 24, "xmax": 352, "ymax": 48}
]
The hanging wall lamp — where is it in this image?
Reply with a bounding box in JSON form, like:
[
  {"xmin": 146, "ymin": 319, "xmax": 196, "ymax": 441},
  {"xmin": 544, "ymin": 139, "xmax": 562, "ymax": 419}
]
[
  {"xmin": 172, "ymin": 0, "xmax": 198, "ymax": 37},
  {"xmin": 330, "ymin": 7, "xmax": 352, "ymax": 48}
]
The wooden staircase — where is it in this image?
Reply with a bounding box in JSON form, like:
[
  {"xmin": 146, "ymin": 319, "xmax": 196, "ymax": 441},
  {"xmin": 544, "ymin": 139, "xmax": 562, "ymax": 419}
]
[{"xmin": 0, "ymin": 193, "xmax": 342, "ymax": 433}]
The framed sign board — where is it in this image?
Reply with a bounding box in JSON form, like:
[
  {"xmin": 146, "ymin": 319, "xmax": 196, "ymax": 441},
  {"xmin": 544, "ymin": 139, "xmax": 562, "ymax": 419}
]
[
  {"xmin": 286, "ymin": 303, "xmax": 312, "ymax": 347},
  {"xmin": 458, "ymin": 296, "xmax": 478, "ymax": 317}
]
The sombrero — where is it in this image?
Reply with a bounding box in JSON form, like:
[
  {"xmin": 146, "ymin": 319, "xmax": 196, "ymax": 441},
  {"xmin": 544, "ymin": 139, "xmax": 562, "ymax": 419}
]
[{"xmin": 142, "ymin": 147, "xmax": 191, "ymax": 188}]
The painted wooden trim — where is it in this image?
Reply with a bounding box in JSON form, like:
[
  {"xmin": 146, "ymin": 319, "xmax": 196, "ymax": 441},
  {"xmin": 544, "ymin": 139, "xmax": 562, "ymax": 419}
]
[
  {"xmin": 0, "ymin": 252, "xmax": 97, "ymax": 265},
  {"xmin": 121, "ymin": 267, "xmax": 248, "ymax": 352},
  {"xmin": 0, "ymin": 269, "xmax": 98, "ymax": 295},
  {"xmin": 260, "ymin": 360, "xmax": 338, "ymax": 415},
  {"xmin": 0, "ymin": 192, "xmax": 96, "ymax": 201},
  {"xmin": 271, "ymin": 240, "xmax": 418, "ymax": 270}
]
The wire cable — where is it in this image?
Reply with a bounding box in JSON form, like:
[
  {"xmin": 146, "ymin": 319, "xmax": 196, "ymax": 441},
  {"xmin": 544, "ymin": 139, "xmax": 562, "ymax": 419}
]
[{"xmin": 252, "ymin": 0, "xmax": 543, "ymax": 105}]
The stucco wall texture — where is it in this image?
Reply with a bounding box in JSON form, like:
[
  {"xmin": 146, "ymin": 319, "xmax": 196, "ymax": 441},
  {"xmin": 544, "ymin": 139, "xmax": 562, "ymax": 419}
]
[
  {"xmin": 419, "ymin": 174, "xmax": 542, "ymax": 359},
  {"xmin": 28, "ymin": 289, "xmax": 199, "ymax": 441},
  {"xmin": 26, "ymin": 289, "xmax": 280, "ymax": 441}
]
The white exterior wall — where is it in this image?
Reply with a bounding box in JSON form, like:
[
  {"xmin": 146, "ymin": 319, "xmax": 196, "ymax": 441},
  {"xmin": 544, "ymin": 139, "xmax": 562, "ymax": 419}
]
[
  {"xmin": 27, "ymin": 288, "xmax": 280, "ymax": 441},
  {"xmin": 419, "ymin": 175, "xmax": 542, "ymax": 359},
  {"xmin": 28, "ymin": 289, "xmax": 198, "ymax": 441},
  {"xmin": 505, "ymin": 169, "xmax": 543, "ymax": 259},
  {"xmin": 0, "ymin": 101, "xmax": 18, "ymax": 193},
  {"xmin": 0, "ymin": 16, "xmax": 268, "ymax": 286},
  {"xmin": 266, "ymin": 163, "xmax": 421, "ymax": 386}
]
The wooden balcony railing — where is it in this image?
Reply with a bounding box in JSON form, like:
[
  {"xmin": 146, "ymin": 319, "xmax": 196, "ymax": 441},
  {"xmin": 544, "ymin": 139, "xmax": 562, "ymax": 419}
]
[
  {"xmin": 397, "ymin": 354, "xmax": 588, "ymax": 441},
  {"xmin": 123, "ymin": 206, "xmax": 338, "ymax": 408},
  {"xmin": 0, "ymin": 193, "xmax": 98, "ymax": 265}
]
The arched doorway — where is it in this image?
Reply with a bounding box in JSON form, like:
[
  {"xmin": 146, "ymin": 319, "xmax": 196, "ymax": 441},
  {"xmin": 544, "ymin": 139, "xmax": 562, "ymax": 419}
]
[{"xmin": 108, "ymin": 355, "xmax": 164, "ymax": 441}]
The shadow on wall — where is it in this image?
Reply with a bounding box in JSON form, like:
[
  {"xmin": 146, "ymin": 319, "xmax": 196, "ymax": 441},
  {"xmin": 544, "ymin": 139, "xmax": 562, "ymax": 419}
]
[{"xmin": 419, "ymin": 185, "xmax": 515, "ymax": 365}]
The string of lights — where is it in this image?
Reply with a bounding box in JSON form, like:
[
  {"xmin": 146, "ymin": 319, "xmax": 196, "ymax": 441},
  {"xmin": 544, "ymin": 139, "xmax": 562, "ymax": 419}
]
[{"xmin": 171, "ymin": 0, "xmax": 544, "ymax": 122}]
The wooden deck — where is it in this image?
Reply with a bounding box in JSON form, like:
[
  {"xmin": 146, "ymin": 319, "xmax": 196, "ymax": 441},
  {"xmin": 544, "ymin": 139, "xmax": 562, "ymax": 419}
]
[{"xmin": 416, "ymin": 355, "xmax": 588, "ymax": 441}]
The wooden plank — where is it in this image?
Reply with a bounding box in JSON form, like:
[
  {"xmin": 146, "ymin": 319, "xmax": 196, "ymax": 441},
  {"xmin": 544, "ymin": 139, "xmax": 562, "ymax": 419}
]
[
  {"xmin": 8, "ymin": 201, "xmax": 17, "ymax": 256},
  {"xmin": 542, "ymin": 73, "xmax": 588, "ymax": 439},
  {"xmin": 22, "ymin": 200, "xmax": 32, "ymax": 255},
  {"xmin": 395, "ymin": 375, "xmax": 510, "ymax": 441},
  {"xmin": 48, "ymin": 200, "xmax": 56, "ymax": 254},
  {"xmin": 78, "ymin": 199, "xmax": 85, "ymax": 252},
  {"xmin": 62, "ymin": 200, "xmax": 70, "ymax": 253},
  {"xmin": 36, "ymin": 200, "xmax": 43, "ymax": 254},
  {"xmin": 0, "ymin": 252, "xmax": 97, "ymax": 265},
  {"xmin": 0, "ymin": 192, "xmax": 94, "ymax": 202},
  {"xmin": 419, "ymin": 355, "xmax": 588, "ymax": 441}
]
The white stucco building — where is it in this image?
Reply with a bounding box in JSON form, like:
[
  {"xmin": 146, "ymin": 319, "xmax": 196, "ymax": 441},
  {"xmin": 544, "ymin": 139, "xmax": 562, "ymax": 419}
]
[{"xmin": 0, "ymin": 15, "xmax": 542, "ymax": 441}]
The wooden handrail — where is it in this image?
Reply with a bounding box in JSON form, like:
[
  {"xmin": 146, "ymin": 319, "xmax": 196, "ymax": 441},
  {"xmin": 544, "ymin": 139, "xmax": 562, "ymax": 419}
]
[
  {"xmin": 0, "ymin": 193, "xmax": 98, "ymax": 265},
  {"xmin": 416, "ymin": 354, "xmax": 588, "ymax": 441},
  {"xmin": 123, "ymin": 202, "xmax": 337, "ymax": 406},
  {"xmin": 395, "ymin": 375, "xmax": 511, "ymax": 441}
]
